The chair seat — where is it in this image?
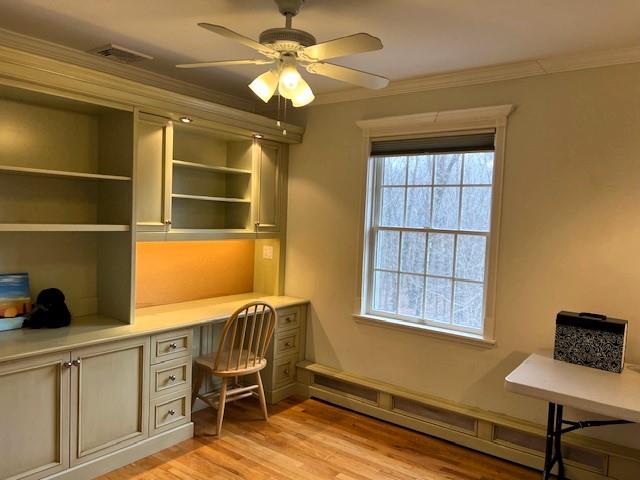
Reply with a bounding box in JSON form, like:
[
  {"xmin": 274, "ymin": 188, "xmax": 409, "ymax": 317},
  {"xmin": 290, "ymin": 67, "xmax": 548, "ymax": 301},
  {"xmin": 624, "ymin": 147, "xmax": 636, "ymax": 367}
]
[{"xmin": 195, "ymin": 350, "xmax": 267, "ymax": 376}]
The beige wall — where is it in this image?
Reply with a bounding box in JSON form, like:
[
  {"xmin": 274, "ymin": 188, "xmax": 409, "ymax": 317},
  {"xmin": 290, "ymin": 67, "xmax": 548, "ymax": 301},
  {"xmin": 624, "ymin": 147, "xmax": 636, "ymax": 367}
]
[{"xmin": 285, "ymin": 63, "xmax": 640, "ymax": 448}]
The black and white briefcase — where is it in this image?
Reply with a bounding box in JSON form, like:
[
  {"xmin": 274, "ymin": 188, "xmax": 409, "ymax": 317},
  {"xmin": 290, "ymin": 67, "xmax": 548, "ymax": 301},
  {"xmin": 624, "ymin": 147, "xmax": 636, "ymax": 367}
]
[{"xmin": 553, "ymin": 311, "xmax": 628, "ymax": 373}]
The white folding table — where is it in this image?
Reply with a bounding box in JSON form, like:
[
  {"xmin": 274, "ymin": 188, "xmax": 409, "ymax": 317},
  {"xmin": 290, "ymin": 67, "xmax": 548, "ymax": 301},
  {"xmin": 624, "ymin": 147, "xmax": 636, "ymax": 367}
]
[{"xmin": 505, "ymin": 353, "xmax": 640, "ymax": 479}]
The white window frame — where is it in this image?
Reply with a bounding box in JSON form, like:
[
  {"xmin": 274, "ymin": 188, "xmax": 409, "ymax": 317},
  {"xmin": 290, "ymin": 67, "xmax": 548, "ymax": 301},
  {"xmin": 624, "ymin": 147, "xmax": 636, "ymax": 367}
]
[{"xmin": 354, "ymin": 105, "xmax": 514, "ymax": 347}]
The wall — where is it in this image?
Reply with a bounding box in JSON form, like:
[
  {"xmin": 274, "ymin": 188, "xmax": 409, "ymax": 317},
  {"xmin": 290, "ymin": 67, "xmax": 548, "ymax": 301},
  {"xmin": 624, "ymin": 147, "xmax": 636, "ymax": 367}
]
[
  {"xmin": 136, "ymin": 240, "xmax": 254, "ymax": 307},
  {"xmin": 285, "ymin": 63, "xmax": 640, "ymax": 449}
]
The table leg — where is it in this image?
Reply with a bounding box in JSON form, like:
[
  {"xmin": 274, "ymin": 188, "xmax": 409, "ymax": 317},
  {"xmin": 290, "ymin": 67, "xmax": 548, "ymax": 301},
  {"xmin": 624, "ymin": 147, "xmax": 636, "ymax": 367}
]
[
  {"xmin": 555, "ymin": 404, "xmax": 566, "ymax": 479},
  {"xmin": 543, "ymin": 402, "xmax": 556, "ymax": 480}
]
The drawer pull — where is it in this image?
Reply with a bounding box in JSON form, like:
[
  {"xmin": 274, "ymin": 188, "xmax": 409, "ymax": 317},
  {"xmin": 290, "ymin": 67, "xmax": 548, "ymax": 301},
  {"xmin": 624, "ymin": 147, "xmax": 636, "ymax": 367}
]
[
  {"xmin": 72, "ymin": 359, "xmax": 81, "ymax": 367},
  {"xmin": 168, "ymin": 375, "xmax": 176, "ymax": 382},
  {"xmin": 62, "ymin": 361, "xmax": 73, "ymax": 368},
  {"xmin": 284, "ymin": 341, "xmax": 292, "ymax": 347},
  {"xmin": 283, "ymin": 368, "xmax": 290, "ymax": 375},
  {"xmin": 168, "ymin": 409, "xmax": 175, "ymax": 416},
  {"xmin": 285, "ymin": 316, "xmax": 292, "ymax": 323},
  {"xmin": 168, "ymin": 342, "xmax": 178, "ymax": 350}
]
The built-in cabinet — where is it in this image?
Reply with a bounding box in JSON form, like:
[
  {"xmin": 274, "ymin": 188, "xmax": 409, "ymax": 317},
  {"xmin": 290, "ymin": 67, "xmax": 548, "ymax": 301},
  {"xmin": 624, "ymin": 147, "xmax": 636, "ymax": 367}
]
[
  {"xmin": 0, "ymin": 352, "xmax": 70, "ymax": 480},
  {"xmin": 70, "ymin": 337, "xmax": 149, "ymax": 466},
  {"xmin": 135, "ymin": 113, "xmax": 288, "ymax": 238},
  {"xmin": 0, "ymin": 337, "xmax": 149, "ymax": 480}
]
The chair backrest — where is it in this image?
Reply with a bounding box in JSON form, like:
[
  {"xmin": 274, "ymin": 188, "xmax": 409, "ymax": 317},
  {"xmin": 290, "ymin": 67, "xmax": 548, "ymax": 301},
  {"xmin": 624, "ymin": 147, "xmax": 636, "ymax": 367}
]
[{"xmin": 214, "ymin": 301, "xmax": 278, "ymax": 372}]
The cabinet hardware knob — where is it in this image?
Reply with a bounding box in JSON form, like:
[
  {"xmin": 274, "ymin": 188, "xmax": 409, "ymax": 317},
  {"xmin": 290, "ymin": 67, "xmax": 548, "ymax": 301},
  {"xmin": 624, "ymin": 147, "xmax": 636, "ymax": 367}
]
[
  {"xmin": 165, "ymin": 220, "xmax": 172, "ymax": 225},
  {"xmin": 168, "ymin": 375, "xmax": 176, "ymax": 381},
  {"xmin": 168, "ymin": 409, "xmax": 175, "ymax": 416},
  {"xmin": 72, "ymin": 359, "xmax": 81, "ymax": 366},
  {"xmin": 169, "ymin": 342, "xmax": 178, "ymax": 349},
  {"xmin": 283, "ymin": 368, "xmax": 289, "ymax": 375},
  {"xmin": 285, "ymin": 342, "xmax": 292, "ymax": 347},
  {"xmin": 63, "ymin": 361, "xmax": 73, "ymax": 368},
  {"xmin": 285, "ymin": 317, "xmax": 292, "ymax": 323}
]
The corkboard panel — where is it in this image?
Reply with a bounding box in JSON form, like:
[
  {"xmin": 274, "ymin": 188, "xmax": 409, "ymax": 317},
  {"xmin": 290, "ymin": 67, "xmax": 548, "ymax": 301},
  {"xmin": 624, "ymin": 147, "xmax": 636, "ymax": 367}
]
[{"xmin": 136, "ymin": 240, "xmax": 255, "ymax": 307}]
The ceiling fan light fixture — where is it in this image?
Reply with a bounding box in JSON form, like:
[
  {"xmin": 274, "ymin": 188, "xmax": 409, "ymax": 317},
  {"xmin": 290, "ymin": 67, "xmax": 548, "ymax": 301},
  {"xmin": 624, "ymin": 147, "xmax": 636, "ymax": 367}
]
[
  {"xmin": 249, "ymin": 70, "xmax": 279, "ymax": 103},
  {"xmin": 291, "ymin": 79, "xmax": 315, "ymax": 107}
]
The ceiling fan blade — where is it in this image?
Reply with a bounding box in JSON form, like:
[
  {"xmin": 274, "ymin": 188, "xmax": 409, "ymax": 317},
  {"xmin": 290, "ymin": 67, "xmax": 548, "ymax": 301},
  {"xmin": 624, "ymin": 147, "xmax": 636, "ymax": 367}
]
[
  {"xmin": 301, "ymin": 33, "xmax": 383, "ymax": 61},
  {"xmin": 177, "ymin": 59, "xmax": 275, "ymax": 68},
  {"xmin": 306, "ymin": 62, "xmax": 389, "ymax": 89},
  {"xmin": 197, "ymin": 23, "xmax": 277, "ymax": 57}
]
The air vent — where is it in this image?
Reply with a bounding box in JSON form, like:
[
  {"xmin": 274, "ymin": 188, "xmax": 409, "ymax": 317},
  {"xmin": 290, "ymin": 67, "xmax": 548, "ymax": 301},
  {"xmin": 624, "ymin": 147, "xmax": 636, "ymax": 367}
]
[
  {"xmin": 88, "ymin": 44, "xmax": 153, "ymax": 64},
  {"xmin": 313, "ymin": 375, "xmax": 378, "ymax": 403},
  {"xmin": 393, "ymin": 396, "xmax": 477, "ymax": 434}
]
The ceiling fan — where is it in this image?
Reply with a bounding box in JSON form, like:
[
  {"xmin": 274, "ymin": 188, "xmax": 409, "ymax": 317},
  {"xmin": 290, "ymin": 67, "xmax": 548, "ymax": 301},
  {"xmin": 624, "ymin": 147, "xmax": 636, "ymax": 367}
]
[{"xmin": 176, "ymin": 0, "xmax": 389, "ymax": 107}]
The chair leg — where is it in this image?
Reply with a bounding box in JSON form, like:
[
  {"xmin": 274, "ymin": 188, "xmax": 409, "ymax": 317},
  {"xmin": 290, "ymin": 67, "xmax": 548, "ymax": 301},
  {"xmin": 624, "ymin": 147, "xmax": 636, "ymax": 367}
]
[
  {"xmin": 256, "ymin": 371, "xmax": 268, "ymax": 421},
  {"xmin": 216, "ymin": 377, "xmax": 228, "ymax": 436},
  {"xmin": 191, "ymin": 366, "xmax": 205, "ymax": 408}
]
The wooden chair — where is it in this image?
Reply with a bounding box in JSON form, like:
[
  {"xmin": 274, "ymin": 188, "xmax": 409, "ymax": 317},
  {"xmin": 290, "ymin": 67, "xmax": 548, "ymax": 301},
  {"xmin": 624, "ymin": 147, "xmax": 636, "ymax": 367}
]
[{"xmin": 192, "ymin": 301, "xmax": 278, "ymax": 436}]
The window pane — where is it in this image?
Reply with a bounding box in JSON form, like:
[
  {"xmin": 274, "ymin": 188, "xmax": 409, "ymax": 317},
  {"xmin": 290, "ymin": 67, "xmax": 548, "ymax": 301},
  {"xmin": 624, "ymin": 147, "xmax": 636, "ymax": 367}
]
[
  {"xmin": 460, "ymin": 186, "xmax": 491, "ymax": 231},
  {"xmin": 373, "ymin": 271, "xmax": 398, "ymax": 313},
  {"xmin": 383, "ymin": 156, "xmax": 406, "ymax": 185},
  {"xmin": 398, "ymin": 274, "xmax": 424, "ymax": 318},
  {"xmin": 408, "ymin": 155, "xmax": 433, "ymax": 185},
  {"xmin": 400, "ymin": 232, "xmax": 426, "ymax": 274},
  {"xmin": 405, "ymin": 187, "xmax": 431, "ymax": 228},
  {"xmin": 380, "ymin": 187, "xmax": 405, "ymax": 226},
  {"xmin": 425, "ymin": 276, "xmax": 452, "ymax": 323},
  {"xmin": 426, "ymin": 233, "xmax": 454, "ymax": 276},
  {"xmin": 463, "ymin": 152, "xmax": 494, "ymax": 185},
  {"xmin": 432, "ymin": 187, "xmax": 459, "ymax": 230},
  {"xmin": 455, "ymin": 235, "xmax": 487, "ymax": 282},
  {"xmin": 376, "ymin": 230, "xmax": 400, "ymax": 271},
  {"xmin": 453, "ymin": 281, "xmax": 484, "ymax": 329},
  {"xmin": 434, "ymin": 154, "xmax": 462, "ymax": 185}
]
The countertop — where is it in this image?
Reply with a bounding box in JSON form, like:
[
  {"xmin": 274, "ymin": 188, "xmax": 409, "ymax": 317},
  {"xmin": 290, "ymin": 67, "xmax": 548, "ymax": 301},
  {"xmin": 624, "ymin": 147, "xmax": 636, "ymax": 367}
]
[{"xmin": 0, "ymin": 293, "xmax": 308, "ymax": 364}]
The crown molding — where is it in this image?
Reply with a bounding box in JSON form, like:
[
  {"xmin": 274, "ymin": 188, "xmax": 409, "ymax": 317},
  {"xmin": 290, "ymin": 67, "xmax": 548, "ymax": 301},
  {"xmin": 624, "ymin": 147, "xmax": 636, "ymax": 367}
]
[
  {"xmin": 0, "ymin": 27, "xmax": 257, "ymax": 112},
  {"xmin": 315, "ymin": 44, "xmax": 640, "ymax": 106}
]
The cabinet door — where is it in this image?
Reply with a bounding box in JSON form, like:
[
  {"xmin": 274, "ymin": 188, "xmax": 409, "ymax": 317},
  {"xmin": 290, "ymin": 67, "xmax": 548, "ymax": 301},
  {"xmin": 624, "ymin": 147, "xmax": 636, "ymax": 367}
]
[
  {"xmin": 254, "ymin": 139, "xmax": 288, "ymax": 233},
  {"xmin": 70, "ymin": 336, "xmax": 150, "ymax": 466},
  {"xmin": 0, "ymin": 352, "xmax": 70, "ymax": 480},
  {"xmin": 135, "ymin": 112, "xmax": 173, "ymax": 232}
]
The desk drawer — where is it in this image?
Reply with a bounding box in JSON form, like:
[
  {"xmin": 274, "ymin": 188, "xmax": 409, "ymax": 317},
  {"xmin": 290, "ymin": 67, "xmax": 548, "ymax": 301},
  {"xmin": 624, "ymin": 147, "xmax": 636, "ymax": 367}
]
[
  {"xmin": 151, "ymin": 329, "xmax": 192, "ymax": 364},
  {"xmin": 275, "ymin": 330, "xmax": 300, "ymax": 358},
  {"xmin": 277, "ymin": 307, "xmax": 300, "ymax": 331},
  {"xmin": 273, "ymin": 355, "xmax": 297, "ymax": 388},
  {"xmin": 151, "ymin": 356, "xmax": 192, "ymax": 398},
  {"xmin": 150, "ymin": 389, "xmax": 191, "ymax": 436}
]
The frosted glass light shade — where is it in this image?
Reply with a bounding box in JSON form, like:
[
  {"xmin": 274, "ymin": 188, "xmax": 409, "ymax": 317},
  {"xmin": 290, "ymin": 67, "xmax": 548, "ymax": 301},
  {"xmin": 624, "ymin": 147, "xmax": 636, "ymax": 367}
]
[
  {"xmin": 291, "ymin": 78, "xmax": 315, "ymax": 107},
  {"xmin": 249, "ymin": 70, "xmax": 278, "ymax": 103}
]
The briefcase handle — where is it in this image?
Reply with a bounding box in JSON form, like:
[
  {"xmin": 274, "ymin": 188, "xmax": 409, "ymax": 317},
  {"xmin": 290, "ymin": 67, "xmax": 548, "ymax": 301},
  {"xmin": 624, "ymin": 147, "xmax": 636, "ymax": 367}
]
[{"xmin": 579, "ymin": 312, "xmax": 607, "ymax": 321}]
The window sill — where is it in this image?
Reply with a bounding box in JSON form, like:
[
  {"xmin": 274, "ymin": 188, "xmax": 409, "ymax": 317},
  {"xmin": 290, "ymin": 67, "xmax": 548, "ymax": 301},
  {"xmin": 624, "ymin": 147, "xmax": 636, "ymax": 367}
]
[{"xmin": 353, "ymin": 313, "xmax": 496, "ymax": 349}]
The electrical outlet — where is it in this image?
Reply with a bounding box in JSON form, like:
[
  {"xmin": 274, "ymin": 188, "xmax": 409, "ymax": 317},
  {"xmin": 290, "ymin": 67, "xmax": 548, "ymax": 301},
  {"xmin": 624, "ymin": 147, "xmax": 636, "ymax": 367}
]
[{"xmin": 262, "ymin": 245, "xmax": 274, "ymax": 260}]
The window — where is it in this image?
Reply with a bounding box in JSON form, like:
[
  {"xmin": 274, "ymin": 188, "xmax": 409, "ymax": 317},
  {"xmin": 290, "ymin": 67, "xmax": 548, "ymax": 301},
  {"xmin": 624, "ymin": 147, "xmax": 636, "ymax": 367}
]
[{"xmin": 364, "ymin": 133, "xmax": 496, "ymax": 336}]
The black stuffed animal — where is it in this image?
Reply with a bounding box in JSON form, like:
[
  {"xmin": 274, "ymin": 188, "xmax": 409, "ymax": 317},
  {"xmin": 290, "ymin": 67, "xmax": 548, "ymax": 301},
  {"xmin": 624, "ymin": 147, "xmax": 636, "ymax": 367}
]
[{"xmin": 22, "ymin": 288, "xmax": 71, "ymax": 329}]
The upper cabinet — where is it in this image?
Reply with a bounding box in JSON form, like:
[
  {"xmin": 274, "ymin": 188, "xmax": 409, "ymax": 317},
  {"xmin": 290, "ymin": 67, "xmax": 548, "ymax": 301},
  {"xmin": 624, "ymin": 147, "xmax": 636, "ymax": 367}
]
[
  {"xmin": 254, "ymin": 139, "xmax": 288, "ymax": 234},
  {"xmin": 135, "ymin": 114, "xmax": 289, "ymax": 240},
  {"xmin": 135, "ymin": 113, "xmax": 173, "ymax": 232}
]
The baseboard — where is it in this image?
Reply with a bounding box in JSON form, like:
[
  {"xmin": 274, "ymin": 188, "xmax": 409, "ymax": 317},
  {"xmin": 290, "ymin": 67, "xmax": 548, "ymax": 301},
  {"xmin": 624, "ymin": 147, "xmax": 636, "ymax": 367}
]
[
  {"xmin": 43, "ymin": 423, "xmax": 194, "ymax": 480},
  {"xmin": 297, "ymin": 361, "xmax": 640, "ymax": 480}
]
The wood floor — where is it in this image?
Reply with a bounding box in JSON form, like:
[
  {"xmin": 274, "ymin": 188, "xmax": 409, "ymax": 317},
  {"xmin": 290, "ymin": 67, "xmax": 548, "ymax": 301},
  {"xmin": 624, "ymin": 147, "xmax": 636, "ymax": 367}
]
[{"xmin": 99, "ymin": 397, "xmax": 540, "ymax": 480}]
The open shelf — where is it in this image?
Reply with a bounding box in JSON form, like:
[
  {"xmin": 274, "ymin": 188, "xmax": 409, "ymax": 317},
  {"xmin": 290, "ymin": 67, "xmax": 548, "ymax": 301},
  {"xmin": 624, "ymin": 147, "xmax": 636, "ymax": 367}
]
[
  {"xmin": 0, "ymin": 165, "xmax": 131, "ymax": 181},
  {"xmin": 0, "ymin": 224, "xmax": 130, "ymax": 232},
  {"xmin": 173, "ymin": 160, "xmax": 251, "ymax": 175},
  {"xmin": 172, "ymin": 193, "xmax": 250, "ymax": 203}
]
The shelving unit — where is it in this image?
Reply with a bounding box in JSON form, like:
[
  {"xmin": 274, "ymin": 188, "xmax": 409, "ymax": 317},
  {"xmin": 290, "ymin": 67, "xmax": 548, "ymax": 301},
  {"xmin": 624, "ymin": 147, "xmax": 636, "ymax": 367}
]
[
  {"xmin": 170, "ymin": 123, "xmax": 254, "ymax": 231},
  {"xmin": 0, "ymin": 84, "xmax": 135, "ymax": 324}
]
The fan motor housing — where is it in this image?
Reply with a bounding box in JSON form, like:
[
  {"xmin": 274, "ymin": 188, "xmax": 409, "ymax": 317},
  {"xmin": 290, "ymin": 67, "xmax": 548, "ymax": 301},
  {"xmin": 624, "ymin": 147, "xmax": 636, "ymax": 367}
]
[{"xmin": 259, "ymin": 28, "xmax": 316, "ymax": 50}]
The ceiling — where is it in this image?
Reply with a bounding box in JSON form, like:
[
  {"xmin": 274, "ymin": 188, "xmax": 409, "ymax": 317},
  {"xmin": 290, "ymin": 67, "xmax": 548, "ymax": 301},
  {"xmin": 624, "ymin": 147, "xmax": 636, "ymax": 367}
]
[{"xmin": 1, "ymin": 0, "xmax": 640, "ymax": 102}]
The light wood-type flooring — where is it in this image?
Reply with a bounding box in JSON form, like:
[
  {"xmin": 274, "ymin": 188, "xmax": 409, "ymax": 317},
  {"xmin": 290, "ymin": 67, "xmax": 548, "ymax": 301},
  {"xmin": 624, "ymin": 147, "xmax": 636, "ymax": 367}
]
[{"xmin": 99, "ymin": 397, "xmax": 539, "ymax": 480}]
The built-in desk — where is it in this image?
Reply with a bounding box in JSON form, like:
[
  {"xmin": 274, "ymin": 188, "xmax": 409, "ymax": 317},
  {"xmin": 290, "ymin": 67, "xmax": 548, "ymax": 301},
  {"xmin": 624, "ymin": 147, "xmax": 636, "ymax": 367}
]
[
  {"xmin": 0, "ymin": 292, "xmax": 307, "ymax": 363},
  {"xmin": 0, "ymin": 293, "xmax": 308, "ymax": 480}
]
